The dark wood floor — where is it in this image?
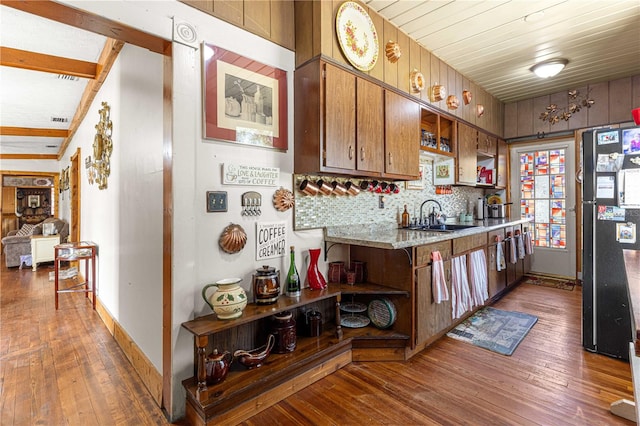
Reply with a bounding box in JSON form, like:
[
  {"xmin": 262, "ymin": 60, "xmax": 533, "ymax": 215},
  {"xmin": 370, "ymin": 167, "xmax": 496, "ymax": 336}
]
[{"xmin": 1, "ymin": 258, "xmax": 634, "ymax": 425}]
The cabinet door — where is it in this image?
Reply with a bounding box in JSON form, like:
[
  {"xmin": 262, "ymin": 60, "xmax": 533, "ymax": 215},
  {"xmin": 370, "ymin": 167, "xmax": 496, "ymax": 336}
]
[
  {"xmin": 487, "ymin": 244, "xmax": 506, "ymax": 298},
  {"xmin": 496, "ymin": 138, "xmax": 508, "ymax": 189},
  {"xmin": 356, "ymin": 78, "xmax": 384, "ymax": 173},
  {"xmin": 456, "ymin": 122, "xmax": 478, "ymax": 185},
  {"xmin": 324, "ymin": 63, "xmax": 356, "ymax": 170},
  {"xmin": 416, "ymin": 263, "xmax": 452, "ymax": 347},
  {"xmin": 384, "ymin": 91, "xmax": 420, "ymax": 178},
  {"xmin": 477, "ymin": 131, "xmax": 497, "ymax": 155}
]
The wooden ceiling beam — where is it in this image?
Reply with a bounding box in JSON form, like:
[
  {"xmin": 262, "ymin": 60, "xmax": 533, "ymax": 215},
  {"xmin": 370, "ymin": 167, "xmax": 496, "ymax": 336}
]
[
  {"xmin": 3, "ymin": 0, "xmax": 171, "ymax": 55},
  {"xmin": 0, "ymin": 154, "xmax": 58, "ymax": 160},
  {"xmin": 0, "ymin": 126, "xmax": 69, "ymax": 138},
  {"xmin": 57, "ymin": 38, "xmax": 125, "ymax": 159},
  {"xmin": 0, "ymin": 47, "xmax": 98, "ymax": 79}
]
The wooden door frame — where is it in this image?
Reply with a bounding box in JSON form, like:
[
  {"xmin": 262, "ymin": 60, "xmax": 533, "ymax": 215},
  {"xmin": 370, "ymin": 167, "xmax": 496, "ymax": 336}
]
[{"xmin": 69, "ymin": 148, "xmax": 81, "ymax": 242}]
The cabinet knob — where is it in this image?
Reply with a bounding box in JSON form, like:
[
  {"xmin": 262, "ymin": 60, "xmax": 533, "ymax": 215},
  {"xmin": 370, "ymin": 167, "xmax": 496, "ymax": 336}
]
[
  {"xmin": 360, "ymin": 147, "xmax": 365, "ymax": 161},
  {"xmin": 349, "ymin": 145, "xmax": 354, "ymax": 160},
  {"xmin": 388, "ymin": 152, "xmax": 393, "ymax": 165}
]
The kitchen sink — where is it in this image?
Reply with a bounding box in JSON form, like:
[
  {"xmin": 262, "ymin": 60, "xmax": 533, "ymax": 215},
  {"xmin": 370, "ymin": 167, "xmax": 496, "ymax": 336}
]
[{"xmin": 408, "ymin": 224, "xmax": 478, "ymax": 232}]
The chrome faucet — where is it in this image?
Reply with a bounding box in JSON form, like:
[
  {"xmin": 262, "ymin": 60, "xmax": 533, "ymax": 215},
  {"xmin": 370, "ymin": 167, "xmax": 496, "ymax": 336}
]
[{"xmin": 419, "ymin": 199, "xmax": 443, "ymax": 226}]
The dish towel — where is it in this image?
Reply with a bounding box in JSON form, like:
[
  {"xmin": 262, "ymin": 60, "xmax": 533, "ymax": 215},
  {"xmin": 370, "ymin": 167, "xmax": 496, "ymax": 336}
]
[
  {"xmin": 508, "ymin": 236, "xmax": 517, "ymax": 264},
  {"xmin": 524, "ymin": 231, "xmax": 534, "ymax": 255},
  {"xmin": 451, "ymin": 255, "xmax": 472, "ymax": 319},
  {"xmin": 517, "ymin": 233, "xmax": 526, "ymax": 259},
  {"xmin": 496, "ymin": 239, "xmax": 506, "ymax": 272},
  {"xmin": 469, "ymin": 249, "xmax": 488, "ymax": 307},
  {"xmin": 431, "ymin": 251, "xmax": 449, "ymax": 304}
]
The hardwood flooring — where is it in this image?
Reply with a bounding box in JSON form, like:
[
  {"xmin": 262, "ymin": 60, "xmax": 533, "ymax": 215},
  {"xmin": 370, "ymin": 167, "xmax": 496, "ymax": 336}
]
[
  {"xmin": 1, "ymin": 257, "xmax": 634, "ymax": 425},
  {"xmin": 243, "ymin": 283, "xmax": 635, "ymax": 426},
  {"xmin": 0, "ymin": 261, "xmax": 170, "ymax": 425}
]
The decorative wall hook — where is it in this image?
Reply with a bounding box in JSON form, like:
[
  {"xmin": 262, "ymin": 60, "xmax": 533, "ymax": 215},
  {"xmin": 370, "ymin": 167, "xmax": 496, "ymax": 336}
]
[
  {"xmin": 87, "ymin": 102, "xmax": 113, "ymax": 190},
  {"xmin": 539, "ymin": 89, "xmax": 595, "ymax": 125}
]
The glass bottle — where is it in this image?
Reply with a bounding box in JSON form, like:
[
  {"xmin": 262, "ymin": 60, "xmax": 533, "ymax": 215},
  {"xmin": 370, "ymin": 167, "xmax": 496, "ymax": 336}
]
[
  {"xmin": 285, "ymin": 246, "xmax": 301, "ymax": 297},
  {"xmin": 401, "ymin": 204, "xmax": 410, "ymax": 228}
]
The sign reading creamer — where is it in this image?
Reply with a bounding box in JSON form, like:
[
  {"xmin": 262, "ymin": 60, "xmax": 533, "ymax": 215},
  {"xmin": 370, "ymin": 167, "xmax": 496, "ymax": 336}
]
[
  {"xmin": 256, "ymin": 221, "xmax": 287, "ymax": 261},
  {"xmin": 223, "ymin": 163, "xmax": 279, "ymax": 186}
]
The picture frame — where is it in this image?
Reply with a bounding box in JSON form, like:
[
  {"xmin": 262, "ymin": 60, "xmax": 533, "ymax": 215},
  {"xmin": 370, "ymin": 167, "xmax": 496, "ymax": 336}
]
[
  {"xmin": 406, "ymin": 164, "xmax": 425, "ymax": 190},
  {"xmin": 28, "ymin": 195, "xmax": 40, "ymax": 208},
  {"xmin": 202, "ymin": 43, "xmax": 288, "ymax": 151},
  {"xmin": 433, "ymin": 158, "xmax": 455, "ymax": 185}
]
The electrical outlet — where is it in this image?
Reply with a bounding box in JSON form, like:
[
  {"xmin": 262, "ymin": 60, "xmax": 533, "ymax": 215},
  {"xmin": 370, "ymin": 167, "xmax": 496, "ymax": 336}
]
[
  {"xmin": 378, "ymin": 195, "xmax": 385, "ymax": 209},
  {"xmin": 207, "ymin": 191, "xmax": 227, "ymax": 212}
]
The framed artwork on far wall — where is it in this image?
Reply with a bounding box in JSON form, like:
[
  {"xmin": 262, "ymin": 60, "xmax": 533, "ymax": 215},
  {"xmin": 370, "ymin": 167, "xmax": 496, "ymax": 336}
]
[{"xmin": 202, "ymin": 43, "xmax": 288, "ymax": 151}]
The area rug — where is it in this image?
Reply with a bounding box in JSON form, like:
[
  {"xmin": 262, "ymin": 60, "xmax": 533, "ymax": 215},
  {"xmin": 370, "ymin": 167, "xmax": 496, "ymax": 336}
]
[
  {"xmin": 521, "ymin": 273, "xmax": 575, "ymax": 291},
  {"xmin": 446, "ymin": 307, "xmax": 538, "ymax": 356}
]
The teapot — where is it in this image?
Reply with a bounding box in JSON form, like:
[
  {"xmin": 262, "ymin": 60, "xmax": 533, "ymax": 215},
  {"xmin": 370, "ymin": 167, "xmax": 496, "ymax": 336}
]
[{"xmin": 205, "ymin": 349, "xmax": 232, "ymax": 385}]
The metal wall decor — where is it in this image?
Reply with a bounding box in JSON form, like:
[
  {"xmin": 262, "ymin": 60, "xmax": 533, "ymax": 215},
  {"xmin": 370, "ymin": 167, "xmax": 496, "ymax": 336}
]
[
  {"xmin": 410, "ymin": 69, "xmax": 425, "ymax": 93},
  {"xmin": 87, "ymin": 102, "xmax": 113, "ymax": 190},
  {"xmin": 538, "ymin": 89, "xmax": 595, "ymax": 125},
  {"xmin": 385, "ymin": 40, "xmax": 401, "ymax": 63}
]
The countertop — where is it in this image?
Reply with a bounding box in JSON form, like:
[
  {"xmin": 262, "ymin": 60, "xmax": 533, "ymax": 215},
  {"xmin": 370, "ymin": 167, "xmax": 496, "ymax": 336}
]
[{"xmin": 324, "ymin": 218, "xmax": 531, "ymax": 250}]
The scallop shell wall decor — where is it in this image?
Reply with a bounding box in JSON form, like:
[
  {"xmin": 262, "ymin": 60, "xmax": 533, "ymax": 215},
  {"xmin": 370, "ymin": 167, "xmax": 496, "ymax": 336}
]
[
  {"xmin": 476, "ymin": 104, "xmax": 485, "ymax": 117},
  {"xmin": 446, "ymin": 95, "xmax": 459, "ymax": 110},
  {"xmin": 273, "ymin": 187, "xmax": 294, "ymax": 212},
  {"xmin": 219, "ymin": 223, "xmax": 247, "ymax": 254},
  {"xmin": 410, "ymin": 69, "xmax": 425, "ymax": 92},
  {"xmin": 385, "ymin": 40, "xmax": 401, "ymax": 63}
]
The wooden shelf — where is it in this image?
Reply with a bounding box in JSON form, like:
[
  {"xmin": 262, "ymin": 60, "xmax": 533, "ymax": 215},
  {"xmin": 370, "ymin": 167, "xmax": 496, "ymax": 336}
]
[
  {"xmin": 183, "ymin": 330, "xmax": 351, "ymax": 421},
  {"xmin": 335, "ymin": 282, "xmax": 410, "ymax": 297},
  {"xmin": 342, "ymin": 325, "xmax": 409, "ymax": 342},
  {"xmin": 182, "ymin": 287, "xmax": 341, "ymax": 338}
]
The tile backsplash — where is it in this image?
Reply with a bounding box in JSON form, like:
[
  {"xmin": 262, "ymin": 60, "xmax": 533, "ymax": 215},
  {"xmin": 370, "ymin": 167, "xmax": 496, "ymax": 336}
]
[{"xmin": 294, "ymin": 158, "xmax": 498, "ymax": 230}]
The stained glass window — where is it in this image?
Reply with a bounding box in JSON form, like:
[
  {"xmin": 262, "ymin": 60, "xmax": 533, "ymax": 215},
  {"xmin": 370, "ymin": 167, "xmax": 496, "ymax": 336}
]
[{"xmin": 520, "ymin": 149, "xmax": 566, "ymax": 248}]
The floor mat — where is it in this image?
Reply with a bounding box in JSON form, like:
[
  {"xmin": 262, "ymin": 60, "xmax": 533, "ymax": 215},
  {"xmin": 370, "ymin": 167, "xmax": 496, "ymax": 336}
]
[
  {"xmin": 446, "ymin": 307, "xmax": 538, "ymax": 356},
  {"xmin": 521, "ymin": 273, "xmax": 575, "ymax": 291}
]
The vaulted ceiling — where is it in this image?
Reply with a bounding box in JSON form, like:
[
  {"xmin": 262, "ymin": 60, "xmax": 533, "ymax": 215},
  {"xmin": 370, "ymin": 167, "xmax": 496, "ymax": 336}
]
[{"xmin": 1, "ymin": 0, "xmax": 639, "ymax": 159}]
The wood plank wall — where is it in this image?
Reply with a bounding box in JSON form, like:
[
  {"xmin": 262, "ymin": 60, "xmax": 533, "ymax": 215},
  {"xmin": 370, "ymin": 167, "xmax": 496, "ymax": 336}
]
[
  {"xmin": 294, "ymin": 0, "xmax": 504, "ymax": 137},
  {"xmin": 505, "ymin": 75, "xmax": 640, "ymax": 139}
]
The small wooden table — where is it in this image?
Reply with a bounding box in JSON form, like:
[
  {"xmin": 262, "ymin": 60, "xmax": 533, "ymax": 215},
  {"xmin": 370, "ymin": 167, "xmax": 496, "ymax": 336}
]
[{"xmin": 54, "ymin": 241, "xmax": 97, "ymax": 310}]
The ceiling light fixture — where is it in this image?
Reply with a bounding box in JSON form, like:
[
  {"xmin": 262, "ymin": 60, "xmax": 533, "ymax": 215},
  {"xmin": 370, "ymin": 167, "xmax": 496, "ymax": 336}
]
[
  {"xmin": 530, "ymin": 58, "xmax": 568, "ymax": 78},
  {"xmin": 524, "ymin": 11, "xmax": 545, "ymax": 23}
]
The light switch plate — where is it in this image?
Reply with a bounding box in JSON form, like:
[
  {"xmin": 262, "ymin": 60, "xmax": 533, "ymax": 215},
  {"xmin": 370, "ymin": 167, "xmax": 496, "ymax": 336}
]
[{"xmin": 207, "ymin": 191, "xmax": 227, "ymax": 212}]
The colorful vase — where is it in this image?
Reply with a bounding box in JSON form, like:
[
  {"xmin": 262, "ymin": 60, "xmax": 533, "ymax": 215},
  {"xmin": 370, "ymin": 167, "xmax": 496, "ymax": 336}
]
[{"xmin": 307, "ymin": 248, "xmax": 327, "ymax": 290}]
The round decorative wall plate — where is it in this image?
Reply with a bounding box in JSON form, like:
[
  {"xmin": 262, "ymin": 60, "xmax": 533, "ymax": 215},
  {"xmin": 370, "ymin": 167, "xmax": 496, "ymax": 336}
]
[{"xmin": 336, "ymin": 1, "xmax": 379, "ymax": 72}]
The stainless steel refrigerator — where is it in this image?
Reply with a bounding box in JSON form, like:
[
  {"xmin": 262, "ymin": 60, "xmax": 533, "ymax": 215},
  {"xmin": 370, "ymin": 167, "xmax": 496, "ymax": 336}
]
[{"xmin": 582, "ymin": 127, "xmax": 640, "ymax": 361}]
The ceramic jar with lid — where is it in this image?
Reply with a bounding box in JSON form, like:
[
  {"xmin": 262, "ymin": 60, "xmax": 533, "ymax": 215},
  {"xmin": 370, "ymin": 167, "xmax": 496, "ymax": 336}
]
[
  {"xmin": 271, "ymin": 311, "xmax": 296, "ymax": 353},
  {"xmin": 252, "ymin": 265, "xmax": 280, "ymax": 304}
]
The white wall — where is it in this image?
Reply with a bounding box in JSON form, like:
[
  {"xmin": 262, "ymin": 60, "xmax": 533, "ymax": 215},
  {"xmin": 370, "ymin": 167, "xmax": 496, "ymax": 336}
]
[
  {"xmin": 0, "ymin": 159, "xmax": 58, "ymax": 172},
  {"xmin": 58, "ymin": 44, "xmax": 164, "ymax": 370}
]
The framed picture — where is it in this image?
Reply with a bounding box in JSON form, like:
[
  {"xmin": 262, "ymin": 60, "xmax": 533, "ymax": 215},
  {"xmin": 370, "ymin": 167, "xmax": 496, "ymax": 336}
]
[
  {"xmin": 28, "ymin": 195, "xmax": 40, "ymax": 208},
  {"xmin": 202, "ymin": 43, "xmax": 288, "ymax": 151},
  {"xmin": 622, "ymin": 128, "xmax": 640, "ymax": 154},
  {"xmin": 406, "ymin": 164, "xmax": 425, "ymax": 190},
  {"xmin": 433, "ymin": 158, "xmax": 455, "ymax": 185}
]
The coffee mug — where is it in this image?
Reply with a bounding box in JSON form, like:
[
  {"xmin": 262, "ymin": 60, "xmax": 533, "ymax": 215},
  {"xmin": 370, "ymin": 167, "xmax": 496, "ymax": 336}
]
[
  {"xmin": 316, "ymin": 179, "xmax": 333, "ymax": 196},
  {"xmin": 299, "ymin": 179, "xmax": 319, "ymax": 196},
  {"xmin": 345, "ymin": 181, "xmax": 360, "ymax": 196},
  {"xmin": 331, "ymin": 181, "xmax": 347, "ymax": 196},
  {"xmin": 389, "ymin": 183, "xmax": 400, "ymax": 194}
]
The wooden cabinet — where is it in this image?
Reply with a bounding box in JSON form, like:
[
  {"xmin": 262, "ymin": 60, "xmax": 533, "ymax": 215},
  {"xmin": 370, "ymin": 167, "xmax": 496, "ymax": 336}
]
[
  {"xmin": 295, "ymin": 59, "xmax": 419, "ymax": 180},
  {"xmin": 496, "ymin": 138, "xmax": 508, "ymax": 189},
  {"xmin": 487, "ymin": 228, "xmax": 507, "ymax": 299},
  {"xmin": 419, "ymin": 108, "xmax": 455, "ymax": 157},
  {"xmin": 384, "ymin": 91, "xmax": 420, "ymax": 178},
  {"xmin": 456, "ymin": 122, "xmax": 478, "ymax": 185},
  {"xmin": 415, "ymin": 241, "xmax": 453, "ymax": 348},
  {"xmin": 477, "ymin": 131, "xmax": 497, "ymax": 156}
]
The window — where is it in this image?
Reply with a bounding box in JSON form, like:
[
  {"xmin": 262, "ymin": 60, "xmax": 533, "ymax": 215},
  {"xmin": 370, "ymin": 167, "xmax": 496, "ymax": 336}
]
[{"xmin": 519, "ymin": 149, "xmax": 566, "ymax": 248}]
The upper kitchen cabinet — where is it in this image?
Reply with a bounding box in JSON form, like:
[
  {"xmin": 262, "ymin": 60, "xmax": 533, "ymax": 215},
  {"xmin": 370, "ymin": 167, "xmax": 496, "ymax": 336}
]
[
  {"xmin": 420, "ymin": 108, "xmax": 455, "ymax": 157},
  {"xmin": 496, "ymin": 138, "xmax": 508, "ymax": 189},
  {"xmin": 477, "ymin": 131, "xmax": 496, "ymax": 156},
  {"xmin": 384, "ymin": 91, "xmax": 420, "ymax": 179},
  {"xmin": 295, "ymin": 59, "xmax": 418, "ymax": 180},
  {"xmin": 456, "ymin": 122, "xmax": 478, "ymax": 185}
]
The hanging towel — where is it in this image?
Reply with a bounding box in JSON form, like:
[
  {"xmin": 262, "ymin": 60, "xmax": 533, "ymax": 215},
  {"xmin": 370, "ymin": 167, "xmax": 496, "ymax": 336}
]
[
  {"xmin": 496, "ymin": 240, "xmax": 506, "ymax": 272},
  {"xmin": 525, "ymin": 231, "xmax": 534, "ymax": 255},
  {"xmin": 431, "ymin": 251, "xmax": 449, "ymax": 304},
  {"xmin": 517, "ymin": 233, "xmax": 526, "ymax": 259},
  {"xmin": 451, "ymin": 255, "xmax": 472, "ymax": 319},
  {"xmin": 508, "ymin": 236, "xmax": 517, "ymax": 264},
  {"xmin": 469, "ymin": 249, "xmax": 488, "ymax": 307}
]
